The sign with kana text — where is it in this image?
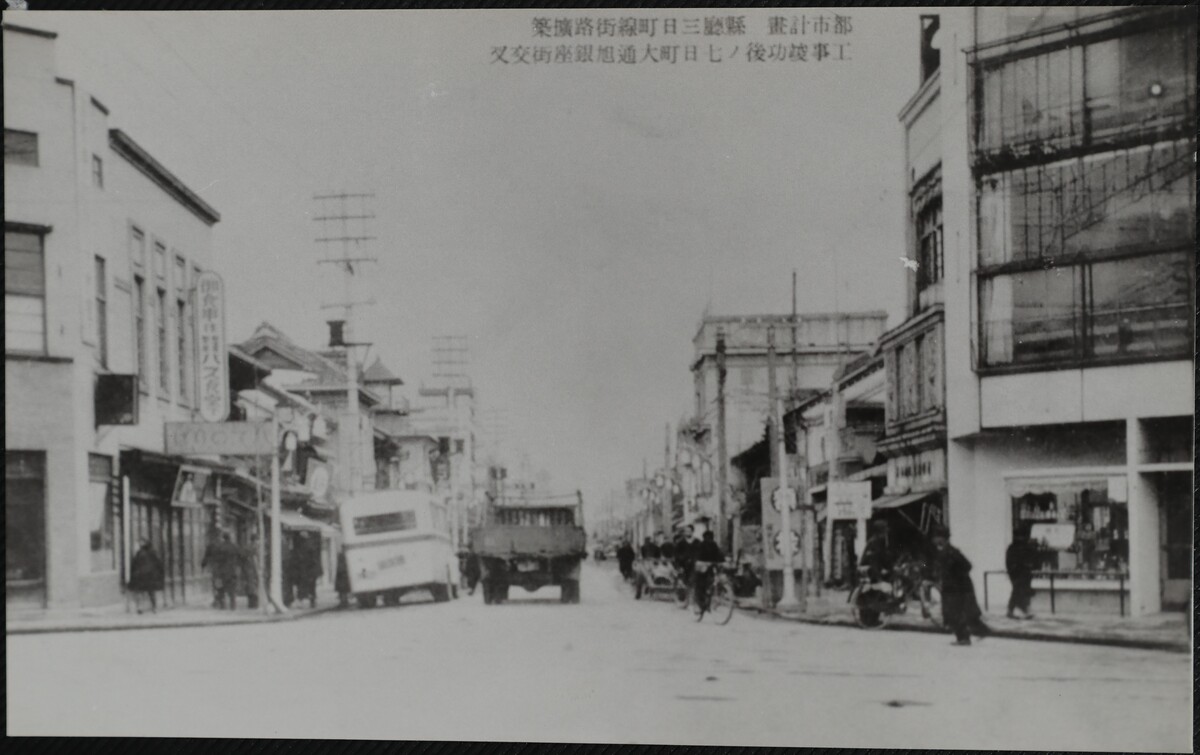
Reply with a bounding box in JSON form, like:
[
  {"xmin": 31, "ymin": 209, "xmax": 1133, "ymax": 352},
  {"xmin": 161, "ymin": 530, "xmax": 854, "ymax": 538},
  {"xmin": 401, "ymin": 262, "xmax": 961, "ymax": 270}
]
[
  {"xmin": 195, "ymin": 271, "xmax": 229, "ymax": 422},
  {"xmin": 165, "ymin": 421, "xmax": 274, "ymax": 457}
]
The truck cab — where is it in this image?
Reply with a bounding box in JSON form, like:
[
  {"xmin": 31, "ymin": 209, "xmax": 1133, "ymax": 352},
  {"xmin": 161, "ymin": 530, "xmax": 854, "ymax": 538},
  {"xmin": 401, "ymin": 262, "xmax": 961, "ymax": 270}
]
[{"xmin": 469, "ymin": 497, "xmax": 586, "ymax": 604}]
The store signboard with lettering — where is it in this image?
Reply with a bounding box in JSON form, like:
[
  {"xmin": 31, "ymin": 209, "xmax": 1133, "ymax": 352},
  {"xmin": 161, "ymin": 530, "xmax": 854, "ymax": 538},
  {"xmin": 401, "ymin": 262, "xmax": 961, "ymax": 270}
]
[{"xmin": 165, "ymin": 421, "xmax": 274, "ymax": 456}]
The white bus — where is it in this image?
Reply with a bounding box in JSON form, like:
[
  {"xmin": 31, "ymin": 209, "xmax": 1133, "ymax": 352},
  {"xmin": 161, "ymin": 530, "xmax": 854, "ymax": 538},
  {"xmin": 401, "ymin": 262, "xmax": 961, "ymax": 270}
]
[{"xmin": 338, "ymin": 490, "xmax": 460, "ymax": 608}]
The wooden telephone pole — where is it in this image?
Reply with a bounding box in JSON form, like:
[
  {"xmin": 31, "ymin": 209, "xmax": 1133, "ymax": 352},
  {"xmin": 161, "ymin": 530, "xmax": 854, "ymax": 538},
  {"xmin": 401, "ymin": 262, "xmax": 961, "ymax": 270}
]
[{"xmin": 715, "ymin": 328, "xmax": 729, "ymax": 555}]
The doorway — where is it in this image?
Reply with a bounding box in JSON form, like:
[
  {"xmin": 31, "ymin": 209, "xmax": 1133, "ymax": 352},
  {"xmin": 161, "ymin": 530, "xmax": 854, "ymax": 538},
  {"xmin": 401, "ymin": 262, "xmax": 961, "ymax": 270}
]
[{"xmin": 1156, "ymin": 472, "xmax": 1191, "ymax": 610}]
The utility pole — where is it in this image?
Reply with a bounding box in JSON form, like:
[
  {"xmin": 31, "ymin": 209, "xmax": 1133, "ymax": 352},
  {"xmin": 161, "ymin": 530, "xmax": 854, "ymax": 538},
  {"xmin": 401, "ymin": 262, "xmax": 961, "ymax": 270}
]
[
  {"xmin": 715, "ymin": 328, "xmax": 729, "ymax": 556},
  {"xmin": 776, "ymin": 394, "xmax": 800, "ymax": 610},
  {"xmin": 662, "ymin": 422, "xmax": 672, "ymax": 536},
  {"xmin": 432, "ymin": 335, "xmax": 472, "ymax": 550},
  {"xmin": 269, "ymin": 417, "xmax": 285, "ymax": 612},
  {"xmin": 791, "ymin": 271, "xmax": 799, "ymax": 404},
  {"xmin": 791, "ymin": 270, "xmax": 809, "ymax": 609},
  {"xmin": 767, "ymin": 327, "xmax": 778, "ymax": 479},
  {"xmin": 314, "ymin": 192, "xmax": 377, "ymax": 499}
]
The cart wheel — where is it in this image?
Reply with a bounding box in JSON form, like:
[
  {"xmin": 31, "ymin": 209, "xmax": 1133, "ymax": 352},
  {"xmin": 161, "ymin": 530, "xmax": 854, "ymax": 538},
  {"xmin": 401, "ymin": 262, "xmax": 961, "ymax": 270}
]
[
  {"xmin": 851, "ymin": 588, "xmax": 886, "ymax": 629},
  {"xmin": 357, "ymin": 594, "xmax": 377, "ymax": 609}
]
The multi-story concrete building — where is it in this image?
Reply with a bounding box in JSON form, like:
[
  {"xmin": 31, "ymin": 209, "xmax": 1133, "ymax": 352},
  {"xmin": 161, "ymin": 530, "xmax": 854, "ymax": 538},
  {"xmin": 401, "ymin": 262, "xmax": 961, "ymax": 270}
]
[
  {"xmin": 5, "ymin": 22, "xmax": 224, "ymax": 609},
  {"xmin": 933, "ymin": 7, "xmax": 1194, "ymax": 616},
  {"xmin": 689, "ymin": 311, "xmax": 888, "ymax": 534}
]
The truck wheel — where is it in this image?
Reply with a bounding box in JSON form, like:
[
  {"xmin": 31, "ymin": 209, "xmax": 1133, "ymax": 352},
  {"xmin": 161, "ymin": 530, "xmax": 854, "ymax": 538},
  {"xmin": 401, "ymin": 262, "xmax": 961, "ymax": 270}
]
[
  {"xmin": 432, "ymin": 583, "xmax": 449, "ymax": 603},
  {"xmin": 482, "ymin": 580, "xmax": 494, "ymax": 605},
  {"xmin": 499, "ymin": 584, "xmax": 509, "ymax": 603},
  {"xmin": 357, "ymin": 594, "xmax": 377, "ymax": 609},
  {"xmin": 561, "ymin": 579, "xmax": 580, "ymax": 604}
]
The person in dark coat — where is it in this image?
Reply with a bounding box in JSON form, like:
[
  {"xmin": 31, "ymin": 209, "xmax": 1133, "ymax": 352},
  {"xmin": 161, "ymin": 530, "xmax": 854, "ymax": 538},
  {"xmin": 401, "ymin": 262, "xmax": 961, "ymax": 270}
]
[
  {"xmin": 462, "ymin": 545, "xmax": 482, "ymax": 595},
  {"xmin": 676, "ymin": 525, "xmax": 699, "ymax": 585},
  {"xmin": 241, "ymin": 534, "xmax": 261, "ymax": 610},
  {"xmin": 932, "ymin": 527, "xmax": 990, "ymax": 645},
  {"xmin": 659, "ymin": 534, "xmax": 675, "ymax": 561},
  {"xmin": 129, "ymin": 539, "xmax": 165, "ymax": 614},
  {"xmin": 1006, "ymin": 524, "xmax": 1037, "ymax": 619},
  {"xmin": 202, "ymin": 532, "xmax": 241, "ymax": 610},
  {"xmin": 335, "ymin": 547, "xmax": 352, "ymax": 607},
  {"xmin": 293, "ymin": 531, "xmax": 323, "ymax": 608},
  {"xmin": 640, "ymin": 537, "xmax": 661, "ymax": 560},
  {"xmin": 616, "ymin": 540, "xmax": 636, "ymax": 581}
]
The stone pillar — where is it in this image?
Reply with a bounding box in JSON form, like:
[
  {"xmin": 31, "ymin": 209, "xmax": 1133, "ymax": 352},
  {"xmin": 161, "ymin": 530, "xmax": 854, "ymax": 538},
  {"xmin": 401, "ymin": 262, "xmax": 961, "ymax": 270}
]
[{"xmin": 1126, "ymin": 417, "xmax": 1160, "ymax": 616}]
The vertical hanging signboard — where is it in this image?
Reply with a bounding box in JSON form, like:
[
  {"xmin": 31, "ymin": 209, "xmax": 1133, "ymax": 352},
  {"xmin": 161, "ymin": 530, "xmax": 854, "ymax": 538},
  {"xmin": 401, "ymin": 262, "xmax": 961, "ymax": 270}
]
[{"xmin": 195, "ymin": 271, "xmax": 229, "ymax": 422}]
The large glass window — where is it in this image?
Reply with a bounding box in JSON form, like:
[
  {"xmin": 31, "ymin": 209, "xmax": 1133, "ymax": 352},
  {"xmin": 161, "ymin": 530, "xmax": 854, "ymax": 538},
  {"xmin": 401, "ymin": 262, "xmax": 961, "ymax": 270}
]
[
  {"xmin": 1009, "ymin": 477, "xmax": 1128, "ymax": 575},
  {"xmin": 980, "ymin": 250, "xmax": 1192, "ymax": 367},
  {"xmin": 5, "ymin": 229, "xmax": 47, "ymax": 354},
  {"xmin": 916, "ymin": 199, "xmax": 943, "ymax": 293},
  {"xmin": 157, "ymin": 288, "xmax": 169, "ymax": 393},
  {"xmin": 978, "ymin": 140, "xmax": 1194, "ymax": 266},
  {"xmin": 974, "ymin": 20, "xmax": 1195, "ymax": 159},
  {"xmin": 95, "ymin": 256, "xmax": 108, "ymax": 367},
  {"xmin": 134, "ymin": 276, "xmax": 146, "ymax": 387}
]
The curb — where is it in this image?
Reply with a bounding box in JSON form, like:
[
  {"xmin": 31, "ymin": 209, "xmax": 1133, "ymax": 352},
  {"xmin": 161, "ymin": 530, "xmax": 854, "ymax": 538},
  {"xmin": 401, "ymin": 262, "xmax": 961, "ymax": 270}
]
[
  {"xmin": 735, "ymin": 602, "xmax": 1189, "ymax": 654},
  {"xmin": 6, "ymin": 603, "xmax": 341, "ymax": 636}
]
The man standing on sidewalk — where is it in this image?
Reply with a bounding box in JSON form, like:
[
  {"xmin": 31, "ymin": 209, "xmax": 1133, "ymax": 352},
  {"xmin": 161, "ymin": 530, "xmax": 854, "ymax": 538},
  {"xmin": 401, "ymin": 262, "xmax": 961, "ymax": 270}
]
[
  {"xmin": 202, "ymin": 532, "xmax": 241, "ymax": 610},
  {"xmin": 1006, "ymin": 524, "xmax": 1037, "ymax": 620}
]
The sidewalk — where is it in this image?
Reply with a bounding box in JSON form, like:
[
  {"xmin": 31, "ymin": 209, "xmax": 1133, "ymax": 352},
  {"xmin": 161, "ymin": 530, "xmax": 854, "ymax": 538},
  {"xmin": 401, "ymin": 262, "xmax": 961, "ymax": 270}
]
[
  {"xmin": 7, "ymin": 584, "xmax": 342, "ymax": 636},
  {"xmin": 736, "ymin": 589, "xmax": 1190, "ymax": 653}
]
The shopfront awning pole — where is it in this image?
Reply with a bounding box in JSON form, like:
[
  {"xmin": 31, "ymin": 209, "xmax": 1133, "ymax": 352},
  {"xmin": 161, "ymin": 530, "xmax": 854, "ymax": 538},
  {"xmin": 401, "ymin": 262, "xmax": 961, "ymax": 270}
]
[
  {"xmin": 268, "ymin": 418, "xmax": 286, "ymax": 613},
  {"xmin": 257, "ymin": 456, "xmax": 267, "ymax": 615}
]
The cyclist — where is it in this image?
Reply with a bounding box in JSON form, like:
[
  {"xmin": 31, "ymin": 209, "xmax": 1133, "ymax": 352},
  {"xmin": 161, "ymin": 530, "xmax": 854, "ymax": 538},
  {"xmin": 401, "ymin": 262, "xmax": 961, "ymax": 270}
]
[
  {"xmin": 858, "ymin": 520, "xmax": 895, "ymax": 587},
  {"xmin": 692, "ymin": 530, "xmax": 724, "ymax": 610}
]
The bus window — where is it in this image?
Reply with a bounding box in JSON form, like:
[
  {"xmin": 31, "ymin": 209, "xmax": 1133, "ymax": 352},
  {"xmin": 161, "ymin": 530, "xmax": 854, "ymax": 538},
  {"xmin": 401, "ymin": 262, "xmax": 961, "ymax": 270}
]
[{"xmin": 353, "ymin": 510, "xmax": 417, "ymax": 536}]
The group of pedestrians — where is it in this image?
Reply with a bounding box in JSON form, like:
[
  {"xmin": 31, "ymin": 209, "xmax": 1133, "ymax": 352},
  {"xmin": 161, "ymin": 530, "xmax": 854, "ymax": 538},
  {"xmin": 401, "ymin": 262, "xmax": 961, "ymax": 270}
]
[{"xmin": 126, "ymin": 528, "xmax": 327, "ymax": 613}]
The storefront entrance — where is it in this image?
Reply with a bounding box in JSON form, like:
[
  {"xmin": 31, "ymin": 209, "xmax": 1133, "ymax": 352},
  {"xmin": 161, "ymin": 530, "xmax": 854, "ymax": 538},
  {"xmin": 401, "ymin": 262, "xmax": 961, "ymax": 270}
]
[
  {"xmin": 1156, "ymin": 472, "xmax": 1191, "ymax": 611},
  {"xmin": 6, "ymin": 451, "xmax": 46, "ymax": 608}
]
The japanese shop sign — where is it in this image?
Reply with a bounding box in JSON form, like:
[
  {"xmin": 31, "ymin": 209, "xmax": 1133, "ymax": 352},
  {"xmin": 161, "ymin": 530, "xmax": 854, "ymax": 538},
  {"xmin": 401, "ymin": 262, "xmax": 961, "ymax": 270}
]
[
  {"xmin": 165, "ymin": 421, "xmax": 274, "ymax": 456},
  {"xmin": 195, "ymin": 271, "xmax": 229, "ymax": 422},
  {"xmin": 492, "ymin": 13, "xmax": 853, "ymax": 66},
  {"xmin": 827, "ymin": 481, "xmax": 872, "ymax": 521}
]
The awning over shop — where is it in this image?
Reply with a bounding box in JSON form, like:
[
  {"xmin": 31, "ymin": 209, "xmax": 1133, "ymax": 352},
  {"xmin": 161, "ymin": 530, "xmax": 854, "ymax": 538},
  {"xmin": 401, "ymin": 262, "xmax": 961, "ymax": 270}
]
[{"xmin": 872, "ymin": 490, "xmax": 934, "ymax": 511}]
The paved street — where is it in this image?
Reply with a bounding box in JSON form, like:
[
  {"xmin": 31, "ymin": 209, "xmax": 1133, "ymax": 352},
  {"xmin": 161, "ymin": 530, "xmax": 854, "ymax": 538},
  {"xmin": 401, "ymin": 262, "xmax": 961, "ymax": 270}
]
[{"xmin": 7, "ymin": 562, "xmax": 1190, "ymax": 751}]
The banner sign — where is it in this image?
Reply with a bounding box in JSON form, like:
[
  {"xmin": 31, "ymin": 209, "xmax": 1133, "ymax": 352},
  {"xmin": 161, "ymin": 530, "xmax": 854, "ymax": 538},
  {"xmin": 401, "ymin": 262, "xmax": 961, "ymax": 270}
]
[
  {"xmin": 165, "ymin": 421, "xmax": 274, "ymax": 456},
  {"xmin": 195, "ymin": 271, "xmax": 229, "ymax": 422}
]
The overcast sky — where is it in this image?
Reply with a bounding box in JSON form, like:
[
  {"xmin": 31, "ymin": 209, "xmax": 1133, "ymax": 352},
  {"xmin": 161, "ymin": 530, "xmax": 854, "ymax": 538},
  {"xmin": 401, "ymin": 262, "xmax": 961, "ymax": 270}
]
[{"xmin": 27, "ymin": 9, "xmax": 924, "ymax": 512}]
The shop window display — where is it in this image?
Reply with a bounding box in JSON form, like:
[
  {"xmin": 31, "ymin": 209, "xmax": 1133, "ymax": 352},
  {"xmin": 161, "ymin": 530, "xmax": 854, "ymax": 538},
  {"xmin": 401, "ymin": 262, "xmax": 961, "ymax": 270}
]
[{"xmin": 1008, "ymin": 477, "xmax": 1128, "ymax": 576}]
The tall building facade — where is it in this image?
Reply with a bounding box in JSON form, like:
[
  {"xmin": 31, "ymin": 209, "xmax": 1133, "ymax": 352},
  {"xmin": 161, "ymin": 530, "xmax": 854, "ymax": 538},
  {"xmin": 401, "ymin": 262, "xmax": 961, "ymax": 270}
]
[
  {"xmin": 937, "ymin": 7, "xmax": 1194, "ymax": 616},
  {"xmin": 5, "ymin": 23, "xmax": 222, "ymax": 609}
]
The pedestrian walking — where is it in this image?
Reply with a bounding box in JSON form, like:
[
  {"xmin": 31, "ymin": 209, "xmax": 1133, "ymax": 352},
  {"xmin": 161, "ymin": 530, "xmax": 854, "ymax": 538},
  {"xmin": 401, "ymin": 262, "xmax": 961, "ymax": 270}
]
[
  {"xmin": 1006, "ymin": 524, "xmax": 1037, "ymax": 619},
  {"xmin": 616, "ymin": 539, "xmax": 636, "ymax": 582},
  {"xmin": 932, "ymin": 527, "xmax": 990, "ymax": 646},
  {"xmin": 129, "ymin": 539, "xmax": 164, "ymax": 614},
  {"xmin": 241, "ymin": 534, "xmax": 261, "ymax": 610},
  {"xmin": 202, "ymin": 532, "xmax": 241, "ymax": 610}
]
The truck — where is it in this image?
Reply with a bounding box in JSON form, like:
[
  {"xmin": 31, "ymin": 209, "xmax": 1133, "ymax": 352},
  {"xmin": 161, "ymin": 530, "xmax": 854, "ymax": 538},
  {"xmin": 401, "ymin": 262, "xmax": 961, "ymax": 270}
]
[{"xmin": 469, "ymin": 492, "xmax": 587, "ymax": 604}]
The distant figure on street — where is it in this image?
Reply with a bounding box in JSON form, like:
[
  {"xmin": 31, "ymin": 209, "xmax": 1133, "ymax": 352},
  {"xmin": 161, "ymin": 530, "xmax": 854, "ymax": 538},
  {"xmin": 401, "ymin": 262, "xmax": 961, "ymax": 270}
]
[
  {"xmin": 640, "ymin": 537, "xmax": 660, "ymax": 560},
  {"xmin": 932, "ymin": 527, "xmax": 990, "ymax": 646},
  {"xmin": 129, "ymin": 538, "xmax": 165, "ymax": 614},
  {"xmin": 335, "ymin": 547, "xmax": 351, "ymax": 608},
  {"xmin": 241, "ymin": 534, "xmax": 261, "ymax": 610},
  {"xmin": 202, "ymin": 532, "xmax": 241, "ymax": 610},
  {"xmin": 293, "ymin": 532, "xmax": 322, "ymax": 608},
  {"xmin": 676, "ymin": 525, "xmax": 699, "ymax": 585},
  {"xmin": 659, "ymin": 534, "xmax": 676, "ymax": 561},
  {"xmin": 616, "ymin": 540, "xmax": 636, "ymax": 581},
  {"xmin": 1006, "ymin": 524, "xmax": 1037, "ymax": 620},
  {"xmin": 462, "ymin": 545, "xmax": 481, "ymax": 596}
]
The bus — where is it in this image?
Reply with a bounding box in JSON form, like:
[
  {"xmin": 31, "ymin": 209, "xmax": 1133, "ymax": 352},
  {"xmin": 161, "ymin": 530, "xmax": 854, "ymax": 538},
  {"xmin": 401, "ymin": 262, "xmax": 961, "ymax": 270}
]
[{"xmin": 338, "ymin": 490, "xmax": 460, "ymax": 608}]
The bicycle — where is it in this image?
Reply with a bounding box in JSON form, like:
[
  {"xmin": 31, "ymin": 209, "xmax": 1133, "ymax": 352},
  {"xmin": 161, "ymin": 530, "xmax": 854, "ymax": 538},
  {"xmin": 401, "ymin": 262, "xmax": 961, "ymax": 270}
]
[
  {"xmin": 690, "ymin": 561, "xmax": 735, "ymax": 625},
  {"xmin": 849, "ymin": 557, "xmax": 942, "ymax": 629}
]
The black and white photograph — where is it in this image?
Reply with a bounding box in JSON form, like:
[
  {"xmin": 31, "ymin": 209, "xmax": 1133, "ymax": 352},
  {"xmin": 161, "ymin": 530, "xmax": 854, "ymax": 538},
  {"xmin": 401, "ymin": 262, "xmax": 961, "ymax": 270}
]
[{"xmin": 3, "ymin": 5, "xmax": 1194, "ymax": 750}]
